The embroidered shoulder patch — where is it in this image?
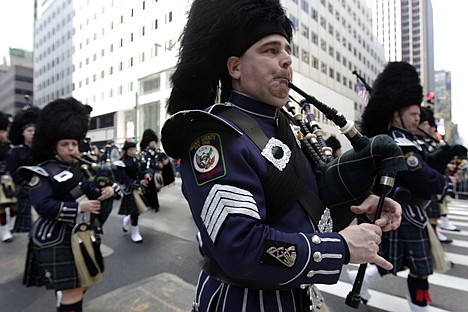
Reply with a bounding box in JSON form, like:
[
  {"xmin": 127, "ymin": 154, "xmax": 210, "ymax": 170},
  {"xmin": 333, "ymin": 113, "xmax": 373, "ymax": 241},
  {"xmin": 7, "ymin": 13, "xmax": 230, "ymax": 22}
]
[
  {"xmin": 28, "ymin": 175, "xmax": 41, "ymax": 188},
  {"xmin": 190, "ymin": 133, "xmax": 226, "ymax": 186},
  {"xmin": 405, "ymin": 152, "xmax": 422, "ymax": 171},
  {"xmin": 261, "ymin": 240, "xmax": 297, "ymax": 268}
]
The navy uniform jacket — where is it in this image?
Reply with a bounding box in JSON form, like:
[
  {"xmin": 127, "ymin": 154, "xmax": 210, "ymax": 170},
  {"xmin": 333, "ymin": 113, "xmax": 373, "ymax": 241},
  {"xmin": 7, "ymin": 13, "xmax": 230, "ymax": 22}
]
[
  {"xmin": 21, "ymin": 160, "xmax": 94, "ymax": 248},
  {"xmin": 115, "ymin": 155, "xmax": 148, "ymax": 191},
  {"xmin": 162, "ymin": 92, "xmax": 348, "ymax": 311},
  {"xmin": 379, "ymin": 126, "xmax": 451, "ymax": 277},
  {"xmin": 391, "ymin": 126, "xmax": 450, "ymax": 201},
  {"xmin": 6, "ymin": 144, "xmax": 34, "ymax": 186}
]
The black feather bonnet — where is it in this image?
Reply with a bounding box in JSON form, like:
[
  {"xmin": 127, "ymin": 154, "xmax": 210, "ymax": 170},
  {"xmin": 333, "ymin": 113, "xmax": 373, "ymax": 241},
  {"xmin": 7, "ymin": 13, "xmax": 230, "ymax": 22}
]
[
  {"xmin": 140, "ymin": 128, "xmax": 159, "ymax": 150},
  {"xmin": 419, "ymin": 106, "xmax": 436, "ymax": 128},
  {"xmin": 32, "ymin": 97, "xmax": 89, "ymax": 163},
  {"xmin": 167, "ymin": 0, "xmax": 294, "ymax": 114},
  {"xmin": 8, "ymin": 107, "xmax": 41, "ymax": 145},
  {"xmin": 360, "ymin": 62, "xmax": 423, "ymax": 137},
  {"xmin": 0, "ymin": 112, "xmax": 10, "ymax": 131}
]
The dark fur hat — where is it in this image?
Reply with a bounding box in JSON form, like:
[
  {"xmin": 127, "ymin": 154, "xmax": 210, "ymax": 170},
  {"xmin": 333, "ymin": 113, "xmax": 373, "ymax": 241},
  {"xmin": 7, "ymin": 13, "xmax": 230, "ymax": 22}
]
[
  {"xmin": 419, "ymin": 106, "xmax": 436, "ymax": 128},
  {"xmin": 167, "ymin": 0, "xmax": 294, "ymax": 114},
  {"xmin": 140, "ymin": 128, "xmax": 159, "ymax": 150},
  {"xmin": 360, "ymin": 62, "xmax": 423, "ymax": 137},
  {"xmin": 8, "ymin": 107, "xmax": 41, "ymax": 145},
  {"xmin": 32, "ymin": 97, "xmax": 89, "ymax": 163},
  {"xmin": 0, "ymin": 112, "xmax": 10, "ymax": 131}
]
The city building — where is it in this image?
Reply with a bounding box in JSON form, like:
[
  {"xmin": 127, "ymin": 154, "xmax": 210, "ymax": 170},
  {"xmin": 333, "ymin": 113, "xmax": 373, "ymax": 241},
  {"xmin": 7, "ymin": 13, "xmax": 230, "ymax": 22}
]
[
  {"xmin": 434, "ymin": 70, "xmax": 457, "ymax": 143},
  {"xmin": 0, "ymin": 48, "xmax": 34, "ymax": 115},
  {"xmin": 33, "ymin": 0, "xmax": 74, "ymax": 107},
  {"xmin": 71, "ymin": 0, "xmax": 189, "ymax": 146},
  {"xmin": 69, "ymin": 0, "xmax": 386, "ymax": 150},
  {"xmin": 371, "ymin": 0, "xmax": 435, "ymax": 96}
]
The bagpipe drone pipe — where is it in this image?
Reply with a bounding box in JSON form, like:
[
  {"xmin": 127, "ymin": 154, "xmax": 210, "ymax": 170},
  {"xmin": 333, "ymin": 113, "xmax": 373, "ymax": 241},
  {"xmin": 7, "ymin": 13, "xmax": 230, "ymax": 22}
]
[
  {"xmin": 73, "ymin": 155, "xmax": 120, "ymax": 234},
  {"xmin": 287, "ymin": 82, "xmax": 409, "ymax": 308},
  {"xmin": 287, "ymin": 82, "xmax": 407, "ymax": 232}
]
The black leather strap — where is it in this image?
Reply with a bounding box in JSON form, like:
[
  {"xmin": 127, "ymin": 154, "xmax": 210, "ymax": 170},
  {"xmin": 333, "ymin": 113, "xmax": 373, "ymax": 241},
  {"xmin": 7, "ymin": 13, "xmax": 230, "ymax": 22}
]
[{"xmin": 213, "ymin": 105, "xmax": 326, "ymax": 226}]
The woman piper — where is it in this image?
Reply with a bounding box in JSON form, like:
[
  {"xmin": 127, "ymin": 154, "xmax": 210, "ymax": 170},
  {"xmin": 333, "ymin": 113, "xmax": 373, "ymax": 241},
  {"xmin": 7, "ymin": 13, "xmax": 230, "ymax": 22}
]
[
  {"xmin": 5, "ymin": 106, "xmax": 40, "ymax": 233},
  {"xmin": 115, "ymin": 141, "xmax": 150, "ymax": 243},
  {"xmin": 21, "ymin": 98, "xmax": 119, "ymax": 312}
]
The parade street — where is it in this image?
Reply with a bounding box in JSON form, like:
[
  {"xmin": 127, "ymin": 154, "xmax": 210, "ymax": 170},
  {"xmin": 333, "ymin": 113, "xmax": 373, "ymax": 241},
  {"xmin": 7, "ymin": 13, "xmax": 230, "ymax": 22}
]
[{"xmin": 1, "ymin": 178, "xmax": 467, "ymax": 312}]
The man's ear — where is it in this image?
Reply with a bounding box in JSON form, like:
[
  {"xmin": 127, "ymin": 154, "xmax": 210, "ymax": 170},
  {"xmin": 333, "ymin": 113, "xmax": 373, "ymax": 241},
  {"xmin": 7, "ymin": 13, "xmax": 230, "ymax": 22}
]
[{"xmin": 227, "ymin": 56, "xmax": 241, "ymax": 79}]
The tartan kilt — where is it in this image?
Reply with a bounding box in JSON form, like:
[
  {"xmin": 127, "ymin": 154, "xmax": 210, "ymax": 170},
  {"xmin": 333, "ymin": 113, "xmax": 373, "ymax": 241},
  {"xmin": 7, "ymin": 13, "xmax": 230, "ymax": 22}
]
[
  {"xmin": 23, "ymin": 228, "xmax": 80, "ymax": 290},
  {"xmin": 379, "ymin": 213, "xmax": 433, "ymax": 277},
  {"xmin": 118, "ymin": 193, "xmax": 139, "ymax": 215},
  {"xmin": 426, "ymin": 198, "xmax": 441, "ymax": 219},
  {"xmin": 13, "ymin": 188, "xmax": 32, "ymax": 233}
]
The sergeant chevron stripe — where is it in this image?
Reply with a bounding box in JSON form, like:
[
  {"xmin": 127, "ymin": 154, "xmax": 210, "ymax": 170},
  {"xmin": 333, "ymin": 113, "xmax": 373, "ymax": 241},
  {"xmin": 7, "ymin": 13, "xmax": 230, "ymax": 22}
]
[{"xmin": 201, "ymin": 184, "xmax": 260, "ymax": 242}]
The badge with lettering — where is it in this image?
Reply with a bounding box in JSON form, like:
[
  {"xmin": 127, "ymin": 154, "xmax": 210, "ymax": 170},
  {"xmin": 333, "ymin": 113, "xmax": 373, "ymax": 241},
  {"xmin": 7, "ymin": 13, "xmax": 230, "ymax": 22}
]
[
  {"xmin": 405, "ymin": 152, "xmax": 422, "ymax": 171},
  {"xmin": 190, "ymin": 133, "xmax": 226, "ymax": 186},
  {"xmin": 262, "ymin": 240, "xmax": 297, "ymax": 268}
]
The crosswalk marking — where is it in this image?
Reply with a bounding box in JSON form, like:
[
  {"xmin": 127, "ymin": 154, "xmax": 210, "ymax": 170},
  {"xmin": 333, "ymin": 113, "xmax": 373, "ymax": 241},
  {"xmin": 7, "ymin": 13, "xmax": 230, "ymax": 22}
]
[
  {"xmin": 315, "ymin": 201, "xmax": 468, "ymax": 311},
  {"xmin": 317, "ymin": 280, "xmax": 451, "ymax": 312},
  {"xmin": 345, "ymin": 263, "xmax": 468, "ymax": 292},
  {"xmin": 443, "ymin": 238, "xmax": 468, "ymax": 248}
]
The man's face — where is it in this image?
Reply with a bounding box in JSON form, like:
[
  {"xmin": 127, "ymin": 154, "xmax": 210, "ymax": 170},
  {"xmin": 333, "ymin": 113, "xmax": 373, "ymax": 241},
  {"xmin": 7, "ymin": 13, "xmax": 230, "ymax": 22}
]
[
  {"xmin": 228, "ymin": 34, "xmax": 293, "ymax": 108},
  {"xmin": 393, "ymin": 105, "xmax": 421, "ymax": 134},
  {"xmin": 417, "ymin": 120, "xmax": 436, "ymax": 136},
  {"xmin": 23, "ymin": 125, "xmax": 35, "ymax": 145}
]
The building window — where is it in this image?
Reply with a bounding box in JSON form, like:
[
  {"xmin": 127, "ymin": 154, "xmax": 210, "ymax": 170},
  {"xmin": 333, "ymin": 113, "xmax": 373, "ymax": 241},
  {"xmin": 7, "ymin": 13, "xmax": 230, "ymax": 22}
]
[
  {"xmin": 311, "ymin": 32, "xmax": 318, "ymax": 45},
  {"xmin": 301, "ymin": 0, "xmax": 309, "ymax": 13},
  {"xmin": 312, "ymin": 56, "xmax": 319, "ymax": 69},
  {"xmin": 301, "ymin": 49, "xmax": 310, "ymax": 64},
  {"xmin": 321, "ymin": 62, "xmax": 327, "ymax": 74},
  {"xmin": 301, "ymin": 23, "xmax": 309, "ymax": 39},
  {"xmin": 140, "ymin": 72, "xmax": 161, "ymax": 95}
]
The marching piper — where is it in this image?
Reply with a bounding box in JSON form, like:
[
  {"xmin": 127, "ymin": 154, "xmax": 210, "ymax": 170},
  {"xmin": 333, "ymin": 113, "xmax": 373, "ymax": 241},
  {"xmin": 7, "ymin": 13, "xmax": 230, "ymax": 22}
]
[
  {"xmin": 5, "ymin": 107, "xmax": 40, "ymax": 233},
  {"xmin": 0, "ymin": 112, "xmax": 16, "ymax": 242},
  {"xmin": 115, "ymin": 141, "xmax": 150, "ymax": 243},
  {"xmin": 21, "ymin": 98, "xmax": 119, "ymax": 312},
  {"xmin": 349, "ymin": 62, "xmax": 454, "ymax": 311},
  {"xmin": 161, "ymin": 0, "xmax": 403, "ymax": 311}
]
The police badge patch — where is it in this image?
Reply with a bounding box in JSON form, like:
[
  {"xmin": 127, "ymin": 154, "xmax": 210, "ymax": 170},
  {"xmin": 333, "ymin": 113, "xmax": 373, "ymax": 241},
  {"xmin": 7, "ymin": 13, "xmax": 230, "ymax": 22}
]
[
  {"xmin": 28, "ymin": 175, "xmax": 41, "ymax": 188},
  {"xmin": 190, "ymin": 133, "xmax": 226, "ymax": 186},
  {"xmin": 405, "ymin": 152, "xmax": 422, "ymax": 171}
]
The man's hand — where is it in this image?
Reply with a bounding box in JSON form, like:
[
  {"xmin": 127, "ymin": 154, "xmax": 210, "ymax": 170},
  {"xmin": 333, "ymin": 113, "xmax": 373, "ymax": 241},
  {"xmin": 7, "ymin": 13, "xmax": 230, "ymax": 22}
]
[
  {"xmin": 350, "ymin": 194, "xmax": 402, "ymax": 232},
  {"xmin": 339, "ymin": 223, "xmax": 393, "ymax": 270}
]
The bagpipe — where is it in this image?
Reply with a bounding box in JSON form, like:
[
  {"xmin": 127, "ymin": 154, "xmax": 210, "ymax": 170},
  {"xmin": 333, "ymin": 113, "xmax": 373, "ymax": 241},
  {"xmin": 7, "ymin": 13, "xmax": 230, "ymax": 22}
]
[
  {"xmin": 140, "ymin": 148, "xmax": 175, "ymax": 192},
  {"xmin": 73, "ymin": 155, "xmax": 120, "ymax": 234},
  {"xmin": 287, "ymin": 81, "xmax": 407, "ymax": 308},
  {"xmin": 287, "ymin": 82, "xmax": 407, "ymax": 229}
]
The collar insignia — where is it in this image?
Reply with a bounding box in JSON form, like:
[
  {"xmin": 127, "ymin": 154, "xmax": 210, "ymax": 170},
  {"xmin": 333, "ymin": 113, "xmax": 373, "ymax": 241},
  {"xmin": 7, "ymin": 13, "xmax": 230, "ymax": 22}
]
[{"xmin": 261, "ymin": 137, "xmax": 291, "ymax": 171}]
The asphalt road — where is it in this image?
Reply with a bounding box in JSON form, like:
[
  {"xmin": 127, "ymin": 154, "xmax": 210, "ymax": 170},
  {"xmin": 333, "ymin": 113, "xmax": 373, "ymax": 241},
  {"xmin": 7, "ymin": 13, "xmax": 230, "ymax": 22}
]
[{"xmin": 1, "ymin": 178, "xmax": 467, "ymax": 311}]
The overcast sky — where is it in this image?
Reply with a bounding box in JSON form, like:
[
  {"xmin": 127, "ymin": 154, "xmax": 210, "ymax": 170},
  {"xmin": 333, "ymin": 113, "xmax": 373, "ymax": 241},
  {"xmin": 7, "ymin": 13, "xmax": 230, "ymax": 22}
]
[{"xmin": 0, "ymin": 0, "xmax": 466, "ymax": 144}]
